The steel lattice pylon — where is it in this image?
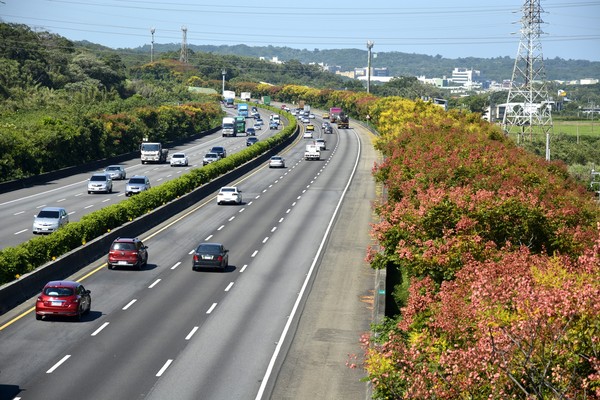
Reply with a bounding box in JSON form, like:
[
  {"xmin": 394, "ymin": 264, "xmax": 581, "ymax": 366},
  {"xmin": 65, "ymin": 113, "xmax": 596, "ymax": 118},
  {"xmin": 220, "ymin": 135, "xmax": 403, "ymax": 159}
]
[{"xmin": 502, "ymin": 0, "xmax": 553, "ymax": 140}]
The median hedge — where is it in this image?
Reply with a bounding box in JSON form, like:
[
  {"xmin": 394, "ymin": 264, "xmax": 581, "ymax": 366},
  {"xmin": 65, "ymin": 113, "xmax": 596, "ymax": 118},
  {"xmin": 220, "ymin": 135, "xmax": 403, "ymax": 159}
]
[{"xmin": 0, "ymin": 105, "xmax": 294, "ymax": 285}]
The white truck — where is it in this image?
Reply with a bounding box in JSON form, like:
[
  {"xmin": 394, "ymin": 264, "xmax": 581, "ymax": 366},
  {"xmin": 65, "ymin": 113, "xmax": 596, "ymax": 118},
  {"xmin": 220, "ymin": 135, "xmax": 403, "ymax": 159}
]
[
  {"xmin": 140, "ymin": 142, "xmax": 168, "ymax": 164},
  {"xmin": 304, "ymin": 144, "xmax": 320, "ymax": 161},
  {"xmin": 223, "ymin": 90, "xmax": 236, "ymax": 108},
  {"xmin": 241, "ymin": 92, "xmax": 251, "ymax": 102},
  {"xmin": 222, "ymin": 117, "xmax": 236, "ymax": 137}
]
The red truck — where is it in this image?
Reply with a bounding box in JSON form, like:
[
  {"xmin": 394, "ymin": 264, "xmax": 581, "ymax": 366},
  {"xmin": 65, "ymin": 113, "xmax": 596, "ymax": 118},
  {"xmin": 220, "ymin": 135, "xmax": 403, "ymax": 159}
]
[{"xmin": 329, "ymin": 107, "xmax": 342, "ymax": 123}]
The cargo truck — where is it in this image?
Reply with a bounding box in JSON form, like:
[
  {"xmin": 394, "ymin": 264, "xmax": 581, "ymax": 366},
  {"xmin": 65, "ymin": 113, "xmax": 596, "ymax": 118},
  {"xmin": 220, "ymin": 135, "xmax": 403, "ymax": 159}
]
[
  {"xmin": 304, "ymin": 144, "xmax": 320, "ymax": 161},
  {"xmin": 329, "ymin": 107, "xmax": 342, "ymax": 123},
  {"xmin": 262, "ymin": 96, "xmax": 271, "ymax": 106},
  {"xmin": 234, "ymin": 116, "xmax": 246, "ymax": 134},
  {"xmin": 237, "ymin": 103, "xmax": 249, "ymax": 118},
  {"xmin": 223, "ymin": 90, "xmax": 236, "ymax": 108},
  {"xmin": 337, "ymin": 113, "xmax": 350, "ymax": 129},
  {"xmin": 241, "ymin": 92, "xmax": 251, "ymax": 102},
  {"xmin": 222, "ymin": 117, "xmax": 236, "ymax": 137},
  {"xmin": 140, "ymin": 142, "xmax": 168, "ymax": 164}
]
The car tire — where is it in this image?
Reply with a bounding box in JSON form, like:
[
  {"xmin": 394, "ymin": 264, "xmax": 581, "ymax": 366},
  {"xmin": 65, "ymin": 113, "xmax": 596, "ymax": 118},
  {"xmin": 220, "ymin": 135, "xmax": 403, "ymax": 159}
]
[
  {"xmin": 35, "ymin": 314, "xmax": 42, "ymax": 321},
  {"xmin": 75, "ymin": 308, "xmax": 82, "ymax": 322},
  {"xmin": 88, "ymin": 191, "xmax": 91, "ymax": 194},
  {"xmin": 107, "ymin": 263, "xmax": 113, "ymax": 270},
  {"xmin": 84, "ymin": 301, "xmax": 91, "ymax": 315}
]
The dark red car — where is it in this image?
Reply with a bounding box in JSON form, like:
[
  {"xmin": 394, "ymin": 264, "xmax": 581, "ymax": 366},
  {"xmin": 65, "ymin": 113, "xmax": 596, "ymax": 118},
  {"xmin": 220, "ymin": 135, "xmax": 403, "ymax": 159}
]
[
  {"xmin": 107, "ymin": 237, "xmax": 148, "ymax": 270},
  {"xmin": 35, "ymin": 280, "xmax": 91, "ymax": 321}
]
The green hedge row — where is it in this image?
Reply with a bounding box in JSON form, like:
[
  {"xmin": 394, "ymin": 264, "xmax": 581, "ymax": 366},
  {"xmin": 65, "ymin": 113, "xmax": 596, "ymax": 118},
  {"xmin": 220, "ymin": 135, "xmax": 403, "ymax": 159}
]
[{"xmin": 0, "ymin": 106, "xmax": 295, "ymax": 285}]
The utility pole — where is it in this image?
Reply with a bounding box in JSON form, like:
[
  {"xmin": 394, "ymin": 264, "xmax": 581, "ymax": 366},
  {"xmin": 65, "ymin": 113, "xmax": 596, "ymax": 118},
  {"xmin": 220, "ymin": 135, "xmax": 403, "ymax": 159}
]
[
  {"xmin": 180, "ymin": 26, "xmax": 188, "ymax": 64},
  {"xmin": 150, "ymin": 27, "xmax": 155, "ymax": 63},
  {"xmin": 502, "ymin": 0, "xmax": 553, "ymax": 147},
  {"xmin": 366, "ymin": 41, "xmax": 374, "ymax": 93},
  {"xmin": 222, "ymin": 69, "xmax": 226, "ymax": 95}
]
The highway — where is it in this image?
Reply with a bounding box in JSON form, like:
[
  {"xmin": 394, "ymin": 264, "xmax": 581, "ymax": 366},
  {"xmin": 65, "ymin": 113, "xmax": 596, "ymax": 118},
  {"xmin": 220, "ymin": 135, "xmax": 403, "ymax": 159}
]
[
  {"xmin": 0, "ymin": 108, "xmax": 279, "ymax": 250},
  {"xmin": 0, "ymin": 114, "xmax": 369, "ymax": 399}
]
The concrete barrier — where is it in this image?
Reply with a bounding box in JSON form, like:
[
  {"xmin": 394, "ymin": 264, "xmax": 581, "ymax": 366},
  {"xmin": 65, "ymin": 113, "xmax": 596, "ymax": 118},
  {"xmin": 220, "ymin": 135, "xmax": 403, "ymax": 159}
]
[{"xmin": 0, "ymin": 127, "xmax": 298, "ymax": 315}]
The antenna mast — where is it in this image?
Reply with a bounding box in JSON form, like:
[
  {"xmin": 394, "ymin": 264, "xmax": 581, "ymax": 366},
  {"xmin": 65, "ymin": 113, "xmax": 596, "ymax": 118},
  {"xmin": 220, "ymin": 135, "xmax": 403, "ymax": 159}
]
[
  {"xmin": 502, "ymin": 0, "xmax": 553, "ymax": 143},
  {"xmin": 180, "ymin": 26, "xmax": 188, "ymax": 64}
]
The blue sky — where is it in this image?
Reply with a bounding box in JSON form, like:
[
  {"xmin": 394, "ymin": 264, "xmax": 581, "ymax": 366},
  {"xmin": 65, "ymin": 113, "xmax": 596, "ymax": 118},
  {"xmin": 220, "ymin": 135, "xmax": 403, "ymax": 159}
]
[{"xmin": 2, "ymin": 0, "xmax": 599, "ymax": 61}]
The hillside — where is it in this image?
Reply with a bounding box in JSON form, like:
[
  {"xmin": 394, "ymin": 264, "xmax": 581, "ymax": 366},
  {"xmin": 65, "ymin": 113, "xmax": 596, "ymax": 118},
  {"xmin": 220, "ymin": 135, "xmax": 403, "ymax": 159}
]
[{"xmin": 123, "ymin": 43, "xmax": 600, "ymax": 82}]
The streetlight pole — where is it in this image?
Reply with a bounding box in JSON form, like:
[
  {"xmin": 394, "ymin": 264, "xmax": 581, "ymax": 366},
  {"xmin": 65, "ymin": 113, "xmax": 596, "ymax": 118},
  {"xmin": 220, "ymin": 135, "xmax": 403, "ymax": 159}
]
[
  {"xmin": 150, "ymin": 28, "xmax": 155, "ymax": 63},
  {"xmin": 221, "ymin": 69, "xmax": 226, "ymax": 95},
  {"xmin": 366, "ymin": 41, "xmax": 374, "ymax": 93}
]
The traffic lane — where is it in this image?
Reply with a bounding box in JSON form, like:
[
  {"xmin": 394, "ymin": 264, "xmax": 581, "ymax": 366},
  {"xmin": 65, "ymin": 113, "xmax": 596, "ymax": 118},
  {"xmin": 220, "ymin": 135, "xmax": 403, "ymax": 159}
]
[
  {"xmin": 0, "ymin": 126, "xmax": 328, "ymax": 397},
  {"xmin": 271, "ymin": 126, "xmax": 375, "ymax": 399},
  {"xmin": 0, "ymin": 114, "xmax": 280, "ymax": 249},
  {"xmin": 145, "ymin": 129, "xmax": 355, "ymax": 400},
  {"xmin": 8, "ymin": 133, "xmax": 347, "ymax": 399}
]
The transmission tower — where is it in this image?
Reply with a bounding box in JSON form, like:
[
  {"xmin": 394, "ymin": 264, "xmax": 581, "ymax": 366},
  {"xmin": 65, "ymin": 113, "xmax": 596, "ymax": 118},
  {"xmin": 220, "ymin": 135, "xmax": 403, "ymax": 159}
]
[
  {"xmin": 180, "ymin": 26, "xmax": 188, "ymax": 64},
  {"xmin": 502, "ymin": 0, "xmax": 553, "ymax": 141}
]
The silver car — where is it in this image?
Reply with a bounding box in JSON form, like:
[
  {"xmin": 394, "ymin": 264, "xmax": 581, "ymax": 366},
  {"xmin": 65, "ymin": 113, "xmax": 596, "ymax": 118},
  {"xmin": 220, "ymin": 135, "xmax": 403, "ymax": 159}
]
[
  {"xmin": 33, "ymin": 207, "xmax": 69, "ymax": 234},
  {"xmin": 104, "ymin": 165, "xmax": 126, "ymax": 180},
  {"xmin": 88, "ymin": 173, "xmax": 113, "ymax": 194},
  {"xmin": 203, "ymin": 152, "xmax": 220, "ymax": 166},
  {"xmin": 125, "ymin": 175, "xmax": 151, "ymax": 196}
]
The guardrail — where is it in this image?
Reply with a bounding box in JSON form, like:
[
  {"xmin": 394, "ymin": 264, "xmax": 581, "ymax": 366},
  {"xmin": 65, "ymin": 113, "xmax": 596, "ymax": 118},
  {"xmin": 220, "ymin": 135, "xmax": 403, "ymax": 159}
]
[{"xmin": 0, "ymin": 126, "xmax": 299, "ymax": 315}]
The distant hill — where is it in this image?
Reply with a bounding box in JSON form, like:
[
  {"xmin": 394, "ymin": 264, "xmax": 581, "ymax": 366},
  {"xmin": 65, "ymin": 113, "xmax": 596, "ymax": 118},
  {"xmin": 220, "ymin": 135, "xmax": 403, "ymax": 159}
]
[{"xmin": 122, "ymin": 43, "xmax": 600, "ymax": 82}]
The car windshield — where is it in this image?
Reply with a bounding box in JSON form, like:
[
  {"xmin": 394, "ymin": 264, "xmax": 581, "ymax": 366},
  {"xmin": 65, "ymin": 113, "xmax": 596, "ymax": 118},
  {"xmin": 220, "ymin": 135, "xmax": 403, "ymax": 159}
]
[
  {"xmin": 112, "ymin": 242, "xmax": 136, "ymax": 250},
  {"xmin": 206, "ymin": 153, "xmax": 218, "ymax": 158},
  {"xmin": 44, "ymin": 287, "xmax": 74, "ymax": 297},
  {"xmin": 212, "ymin": 147, "xmax": 223, "ymax": 152},
  {"xmin": 141, "ymin": 144, "xmax": 160, "ymax": 151},
  {"xmin": 129, "ymin": 178, "xmax": 146, "ymax": 184},
  {"xmin": 37, "ymin": 210, "xmax": 59, "ymax": 219},
  {"xmin": 106, "ymin": 166, "xmax": 120, "ymax": 171},
  {"xmin": 173, "ymin": 154, "xmax": 184, "ymax": 158},
  {"xmin": 90, "ymin": 175, "xmax": 107, "ymax": 181},
  {"xmin": 197, "ymin": 244, "xmax": 221, "ymax": 254}
]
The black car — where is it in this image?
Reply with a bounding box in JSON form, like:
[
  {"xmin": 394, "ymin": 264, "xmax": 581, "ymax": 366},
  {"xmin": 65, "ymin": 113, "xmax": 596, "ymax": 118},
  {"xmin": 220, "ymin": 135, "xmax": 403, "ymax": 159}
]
[
  {"xmin": 192, "ymin": 242, "xmax": 229, "ymax": 271},
  {"xmin": 324, "ymin": 126, "xmax": 333, "ymax": 134},
  {"xmin": 246, "ymin": 137, "xmax": 259, "ymax": 146},
  {"xmin": 246, "ymin": 127, "xmax": 256, "ymax": 136},
  {"xmin": 210, "ymin": 146, "xmax": 227, "ymax": 158}
]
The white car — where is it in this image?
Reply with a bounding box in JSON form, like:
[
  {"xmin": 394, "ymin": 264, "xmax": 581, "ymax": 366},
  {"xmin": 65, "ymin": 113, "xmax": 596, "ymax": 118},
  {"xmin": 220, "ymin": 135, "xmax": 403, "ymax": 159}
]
[
  {"xmin": 217, "ymin": 186, "xmax": 242, "ymax": 205},
  {"xmin": 301, "ymin": 117, "xmax": 310, "ymax": 124},
  {"xmin": 303, "ymin": 131, "xmax": 313, "ymax": 139},
  {"xmin": 170, "ymin": 152, "xmax": 189, "ymax": 167},
  {"xmin": 309, "ymin": 113, "xmax": 315, "ymax": 119},
  {"xmin": 315, "ymin": 138, "xmax": 326, "ymax": 150},
  {"xmin": 269, "ymin": 156, "xmax": 286, "ymax": 168}
]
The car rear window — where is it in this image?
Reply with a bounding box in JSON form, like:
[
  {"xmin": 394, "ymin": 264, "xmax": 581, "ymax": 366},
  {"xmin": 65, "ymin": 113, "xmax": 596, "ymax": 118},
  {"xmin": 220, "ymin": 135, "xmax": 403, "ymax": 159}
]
[
  {"xmin": 44, "ymin": 287, "xmax": 74, "ymax": 296},
  {"xmin": 90, "ymin": 175, "xmax": 107, "ymax": 181},
  {"xmin": 112, "ymin": 242, "xmax": 136, "ymax": 250},
  {"xmin": 129, "ymin": 178, "xmax": 145, "ymax": 184},
  {"xmin": 197, "ymin": 244, "xmax": 220, "ymax": 254}
]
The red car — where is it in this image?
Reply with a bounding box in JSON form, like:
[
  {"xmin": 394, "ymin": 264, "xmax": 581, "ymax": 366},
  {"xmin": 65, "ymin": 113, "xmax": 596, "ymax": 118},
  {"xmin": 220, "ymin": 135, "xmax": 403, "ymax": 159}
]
[
  {"xmin": 35, "ymin": 281, "xmax": 91, "ymax": 321},
  {"xmin": 107, "ymin": 237, "xmax": 148, "ymax": 270}
]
